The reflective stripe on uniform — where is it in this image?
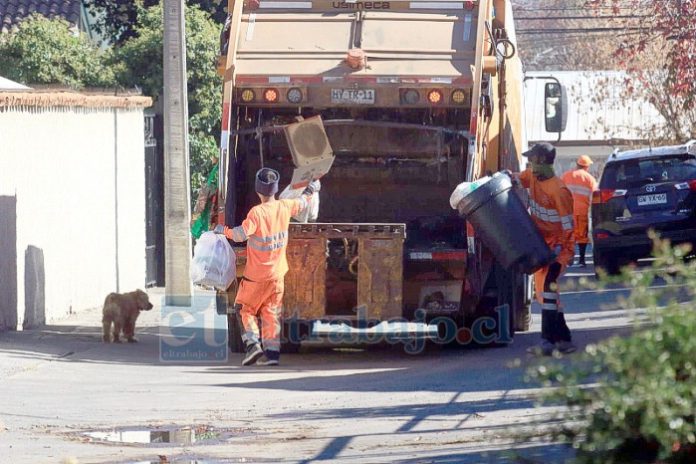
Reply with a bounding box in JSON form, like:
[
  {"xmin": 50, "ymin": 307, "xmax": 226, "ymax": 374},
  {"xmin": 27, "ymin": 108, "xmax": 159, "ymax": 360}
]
[
  {"xmin": 232, "ymin": 226, "xmax": 247, "ymax": 242},
  {"xmin": 263, "ymin": 339, "xmax": 281, "ymax": 352},
  {"xmin": 529, "ymin": 199, "xmax": 561, "ymax": 223},
  {"xmin": 242, "ymin": 330, "xmax": 259, "ymax": 344},
  {"xmin": 249, "ymin": 231, "xmax": 288, "ymax": 243},
  {"xmin": 561, "ymin": 215, "xmax": 574, "ymax": 231},
  {"xmin": 567, "ymin": 184, "xmax": 592, "ymax": 198},
  {"xmin": 248, "ymin": 240, "xmax": 287, "ymax": 252},
  {"xmin": 541, "ymin": 292, "xmax": 558, "ymax": 300},
  {"xmin": 247, "ymin": 231, "xmax": 288, "ymax": 252},
  {"xmin": 541, "ymin": 303, "xmax": 558, "ymax": 310}
]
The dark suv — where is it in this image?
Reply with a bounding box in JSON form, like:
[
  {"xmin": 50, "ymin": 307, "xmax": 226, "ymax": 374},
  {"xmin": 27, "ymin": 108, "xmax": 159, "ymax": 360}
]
[{"xmin": 591, "ymin": 141, "xmax": 696, "ymax": 274}]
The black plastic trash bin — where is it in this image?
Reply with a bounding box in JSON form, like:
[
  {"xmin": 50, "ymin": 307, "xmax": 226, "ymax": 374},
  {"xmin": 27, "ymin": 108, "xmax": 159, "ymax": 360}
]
[{"xmin": 455, "ymin": 172, "xmax": 554, "ymax": 274}]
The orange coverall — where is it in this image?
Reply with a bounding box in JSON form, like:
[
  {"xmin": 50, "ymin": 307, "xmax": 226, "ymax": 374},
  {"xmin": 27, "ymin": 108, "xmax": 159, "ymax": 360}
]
[
  {"xmin": 520, "ymin": 168, "xmax": 575, "ymax": 342},
  {"xmin": 561, "ymin": 168, "xmax": 598, "ymax": 245},
  {"xmin": 225, "ymin": 196, "xmax": 309, "ymax": 357}
]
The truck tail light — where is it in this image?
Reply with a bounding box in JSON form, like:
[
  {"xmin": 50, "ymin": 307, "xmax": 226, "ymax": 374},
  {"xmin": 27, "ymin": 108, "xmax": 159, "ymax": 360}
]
[
  {"xmin": 592, "ymin": 189, "xmax": 626, "ymax": 204},
  {"xmin": 595, "ymin": 231, "xmax": 610, "ymax": 240},
  {"xmin": 400, "ymin": 89, "xmax": 420, "ymax": 105},
  {"xmin": 240, "ymin": 89, "xmax": 255, "ymax": 102},
  {"xmin": 263, "ymin": 88, "xmax": 279, "ymax": 103},
  {"xmin": 286, "ymin": 87, "xmax": 303, "ymax": 104},
  {"xmin": 427, "ymin": 89, "xmax": 443, "ymax": 104},
  {"xmin": 451, "ymin": 89, "xmax": 467, "ymax": 105}
]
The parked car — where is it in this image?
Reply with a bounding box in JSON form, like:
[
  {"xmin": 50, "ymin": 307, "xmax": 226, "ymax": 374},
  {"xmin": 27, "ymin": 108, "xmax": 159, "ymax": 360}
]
[{"xmin": 591, "ymin": 140, "xmax": 696, "ymax": 274}]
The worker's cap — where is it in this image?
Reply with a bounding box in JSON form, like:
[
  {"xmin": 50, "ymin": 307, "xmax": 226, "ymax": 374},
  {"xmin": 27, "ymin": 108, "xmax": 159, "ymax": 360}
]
[
  {"xmin": 255, "ymin": 168, "xmax": 280, "ymax": 197},
  {"xmin": 577, "ymin": 155, "xmax": 593, "ymax": 167},
  {"xmin": 523, "ymin": 143, "xmax": 556, "ymax": 164}
]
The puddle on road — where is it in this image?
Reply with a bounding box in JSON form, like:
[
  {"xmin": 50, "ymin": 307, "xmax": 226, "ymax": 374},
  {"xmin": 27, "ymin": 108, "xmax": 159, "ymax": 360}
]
[{"xmin": 78, "ymin": 425, "xmax": 249, "ymax": 446}]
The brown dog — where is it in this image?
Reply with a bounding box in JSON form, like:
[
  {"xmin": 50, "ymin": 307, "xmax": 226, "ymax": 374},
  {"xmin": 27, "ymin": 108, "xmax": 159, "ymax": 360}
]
[{"xmin": 102, "ymin": 289, "xmax": 153, "ymax": 343}]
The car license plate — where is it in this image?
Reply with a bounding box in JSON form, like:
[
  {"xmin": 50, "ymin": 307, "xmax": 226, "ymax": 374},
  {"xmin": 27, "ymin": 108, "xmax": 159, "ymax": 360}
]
[
  {"xmin": 331, "ymin": 88, "xmax": 375, "ymax": 104},
  {"xmin": 637, "ymin": 193, "xmax": 667, "ymax": 206}
]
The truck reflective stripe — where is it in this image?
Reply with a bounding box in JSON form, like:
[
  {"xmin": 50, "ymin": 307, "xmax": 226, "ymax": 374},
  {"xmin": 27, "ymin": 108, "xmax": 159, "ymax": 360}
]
[
  {"xmin": 246, "ymin": 13, "xmax": 256, "ymax": 41},
  {"xmin": 259, "ymin": 1, "xmax": 312, "ymax": 8},
  {"xmin": 463, "ymin": 14, "xmax": 473, "ymax": 41},
  {"xmin": 269, "ymin": 76, "xmax": 291, "ymax": 84},
  {"xmin": 410, "ymin": 2, "xmax": 464, "ymax": 9}
]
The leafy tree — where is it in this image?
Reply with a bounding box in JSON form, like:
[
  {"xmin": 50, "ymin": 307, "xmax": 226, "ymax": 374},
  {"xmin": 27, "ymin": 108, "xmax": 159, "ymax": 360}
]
[
  {"xmin": 85, "ymin": 0, "xmax": 228, "ymax": 45},
  {"xmin": 584, "ymin": 0, "xmax": 696, "ymax": 142},
  {"xmin": 587, "ymin": 0, "xmax": 695, "ymax": 104},
  {"xmin": 112, "ymin": 2, "xmax": 223, "ymax": 192},
  {"xmin": 0, "ymin": 14, "xmax": 116, "ymax": 88}
]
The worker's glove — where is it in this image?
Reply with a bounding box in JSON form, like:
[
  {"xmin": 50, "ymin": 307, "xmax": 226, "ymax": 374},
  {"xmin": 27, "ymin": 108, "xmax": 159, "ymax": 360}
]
[
  {"xmin": 303, "ymin": 179, "xmax": 321, "ymax": 196},
  {"xmin": 213, "ymin": 224, "xmax": 235, "ymax": 240},
  {"xmin": 500, "ymin": 169, "xmax": 520, "ymax": 187}
]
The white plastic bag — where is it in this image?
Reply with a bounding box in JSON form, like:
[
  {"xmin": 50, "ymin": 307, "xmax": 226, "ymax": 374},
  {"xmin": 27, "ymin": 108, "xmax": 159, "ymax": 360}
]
[
  {"xmin": 449, "ymin": 176, "xmax": 492, "ymax": 210},
  {"xmin": 190, "ymin": 232, "xmax": 236, "ymax": 290},
  {"xmin": 279, "ymin": 185, "xmax": 320, "ymax": 223}
]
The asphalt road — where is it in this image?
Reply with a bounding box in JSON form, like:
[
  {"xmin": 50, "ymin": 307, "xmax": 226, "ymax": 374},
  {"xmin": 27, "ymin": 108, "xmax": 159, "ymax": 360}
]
[{"xmin": 0, "ymin": 259, "xmax": 640, "ymax": 464}]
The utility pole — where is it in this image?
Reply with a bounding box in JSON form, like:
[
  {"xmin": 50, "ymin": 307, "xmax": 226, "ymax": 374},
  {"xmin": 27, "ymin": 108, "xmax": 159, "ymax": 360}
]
[{"xmin": 163, "ymin": 0, "xmax": 192, "ymax": 306}]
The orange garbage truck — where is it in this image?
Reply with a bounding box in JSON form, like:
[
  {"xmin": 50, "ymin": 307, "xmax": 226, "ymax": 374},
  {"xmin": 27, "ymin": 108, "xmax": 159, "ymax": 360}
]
[{"xmin": 214, "ymin": 0, "xmax": 564, "ymax": 352}]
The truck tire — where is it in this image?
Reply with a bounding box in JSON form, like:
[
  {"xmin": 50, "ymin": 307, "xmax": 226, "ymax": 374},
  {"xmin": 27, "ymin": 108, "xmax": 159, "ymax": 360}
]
[
  {"xmin": 513, "ymin": 272, "xmax": 532, "ymax": 332},
  {"xmin": 464, "ymin": 264, "xmax": 517, "ymax": 347}
]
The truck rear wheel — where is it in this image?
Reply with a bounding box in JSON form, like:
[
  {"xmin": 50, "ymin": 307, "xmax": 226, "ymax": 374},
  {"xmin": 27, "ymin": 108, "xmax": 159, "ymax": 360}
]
[
  {"xmin": 464, "ymin": 263, "xmax": 520, "ymax": 346},
  {"xmin": 513, "ymin": 272, "xmax": 532, "ymax": 332}
]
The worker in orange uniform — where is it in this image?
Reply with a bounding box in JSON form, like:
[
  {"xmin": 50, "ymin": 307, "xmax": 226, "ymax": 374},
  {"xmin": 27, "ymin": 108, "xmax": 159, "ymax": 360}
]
[
  {"xmin": 561, "ymin": 155, "xmax": 598, "ymax": 267},
  {"xmin": 216, "ymin": 168, "xmax": 319, "ymax": 366},
  {"xmin": 515, "ymin": 143, "xmax": 576, "ymax": 356}
]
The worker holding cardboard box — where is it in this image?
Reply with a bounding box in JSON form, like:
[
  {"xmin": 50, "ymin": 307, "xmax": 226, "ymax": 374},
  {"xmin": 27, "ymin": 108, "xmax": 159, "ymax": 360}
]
[{"xmin": 217, "ymin": 168, "xmax": 319, "ymax": 366}]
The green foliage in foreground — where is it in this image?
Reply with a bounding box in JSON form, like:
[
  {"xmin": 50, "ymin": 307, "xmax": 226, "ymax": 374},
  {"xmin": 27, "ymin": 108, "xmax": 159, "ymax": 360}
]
[
  {"xmin": 0, "ymin": 14, "xmax": 116, "ymax": 88},
  {"xmin": 529, "ymin": 235, "xmax": 696, "ymax": 463}
]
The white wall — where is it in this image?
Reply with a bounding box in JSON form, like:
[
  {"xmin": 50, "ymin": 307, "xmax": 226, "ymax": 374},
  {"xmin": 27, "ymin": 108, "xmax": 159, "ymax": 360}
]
[{"xmin": 0, "ymin": 105, "xmax": 147, "ymax": 328}]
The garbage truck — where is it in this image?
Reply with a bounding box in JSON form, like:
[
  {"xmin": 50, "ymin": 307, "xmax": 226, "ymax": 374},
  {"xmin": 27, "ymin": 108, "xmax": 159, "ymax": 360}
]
[{"xmin": 214, "ymin": 0, "xmax": 565, "ymax": 352}]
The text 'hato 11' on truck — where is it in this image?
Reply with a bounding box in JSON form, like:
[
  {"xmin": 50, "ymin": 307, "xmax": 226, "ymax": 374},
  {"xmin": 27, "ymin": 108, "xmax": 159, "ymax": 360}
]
[{"xmin": 214, "ymin": 0, "xmax": 567, "ymax": 353}]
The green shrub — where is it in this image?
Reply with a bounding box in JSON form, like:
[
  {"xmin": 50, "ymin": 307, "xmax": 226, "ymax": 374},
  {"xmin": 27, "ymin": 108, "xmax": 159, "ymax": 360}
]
[
  {"xmin": 530, "ymin": 235, "xmax": 696, "ymax": 463},
  {"xmin": 0, "ymin": 14, "xmax": 116, "ymax": 88}
]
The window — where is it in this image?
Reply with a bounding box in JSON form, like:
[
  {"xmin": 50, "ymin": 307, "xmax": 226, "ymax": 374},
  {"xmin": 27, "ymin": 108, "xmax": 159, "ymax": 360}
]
[{"xmin": 600, "ymin": 155, "xmax": 696, "ymax": 189}]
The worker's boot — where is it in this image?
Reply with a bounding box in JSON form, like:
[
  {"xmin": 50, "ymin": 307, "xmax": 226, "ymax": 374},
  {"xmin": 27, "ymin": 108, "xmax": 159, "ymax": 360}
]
[
  {"xmin": 554, "ymin": 313, "xmax": 576, "ymax": 354},
  {"xmin": 242, "ymin": 342, "xmax": 264, "ymax": 366},
  {"xmin": 256, "ymin": 349, "xmax": 280, "ymax": 366},
  {"xmin": 527, "ymin": 309, "xmax": 556, "ymax": 356}
]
